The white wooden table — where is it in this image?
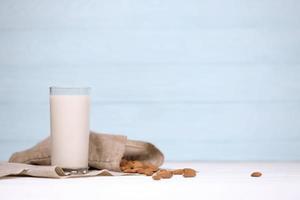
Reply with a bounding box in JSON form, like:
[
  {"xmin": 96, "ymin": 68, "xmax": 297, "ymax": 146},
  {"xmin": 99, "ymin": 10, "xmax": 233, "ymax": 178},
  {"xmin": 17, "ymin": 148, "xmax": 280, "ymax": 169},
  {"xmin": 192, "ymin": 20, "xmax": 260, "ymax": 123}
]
[{"xmin": 1, "ymin": 162, "xmax": 300, "ymax": 200}]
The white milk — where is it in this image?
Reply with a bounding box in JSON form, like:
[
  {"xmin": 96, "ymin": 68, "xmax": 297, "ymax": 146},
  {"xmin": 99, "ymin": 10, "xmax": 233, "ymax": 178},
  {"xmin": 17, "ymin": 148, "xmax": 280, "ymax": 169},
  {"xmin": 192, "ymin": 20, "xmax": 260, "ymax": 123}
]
[{"xmin": 50, "ymin": 95, "xmax": 90, "ymax": 169}]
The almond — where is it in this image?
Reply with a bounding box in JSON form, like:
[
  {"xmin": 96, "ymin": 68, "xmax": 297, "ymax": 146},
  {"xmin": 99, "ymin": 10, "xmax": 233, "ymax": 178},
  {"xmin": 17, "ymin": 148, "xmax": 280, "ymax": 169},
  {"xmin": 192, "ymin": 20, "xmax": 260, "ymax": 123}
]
[
  {"xmin": 183, "ymin": 168, "xmax": 196, "ymax": 178},
  {"xmin": 120, "ymin": 159, "xmax": 128, "ymax": 167},
  {"xmin": 123, "ymin": 169, "xmax": 136, "ymax": 173},
  {"xmin": 136, "ymin": 168, "xmax": 145, "ymax": 174},
  {"xmin": 157, "ymin": 170, "xmax": 173, "ymax": 179},
  {"xmin": 251, "ymin": 172, "xmax": 262, "ymax": 177},
  {"xmin": 152, "ymin": 175, "xmax": 161, "ymax": 180},
  {"xmin": 144, "ymin": 169, "xmax": 154, "ymax": 176},
  {"xmin": 132, "ymin": 161, "xmax": 144, "ymax": 169},
  {"xmin": 172, "ymin": 169, "xmax": 184, "ymax": 175}
]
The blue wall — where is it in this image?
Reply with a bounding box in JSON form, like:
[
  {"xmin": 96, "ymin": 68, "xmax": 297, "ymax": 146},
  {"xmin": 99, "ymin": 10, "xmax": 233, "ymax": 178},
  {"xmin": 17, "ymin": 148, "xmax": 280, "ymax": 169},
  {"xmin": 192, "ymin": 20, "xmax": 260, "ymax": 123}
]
[{"xmin": 0, "ymin": 0, "xmax": 300, "ymax": 161}]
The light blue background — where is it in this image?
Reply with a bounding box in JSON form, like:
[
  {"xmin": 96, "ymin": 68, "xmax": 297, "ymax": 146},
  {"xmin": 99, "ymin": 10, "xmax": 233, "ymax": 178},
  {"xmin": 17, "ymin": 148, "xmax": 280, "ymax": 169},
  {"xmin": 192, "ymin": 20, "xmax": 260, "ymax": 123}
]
[{"xmin": 0, "ymin": 0, "xmax": 300, "ymax": 161}]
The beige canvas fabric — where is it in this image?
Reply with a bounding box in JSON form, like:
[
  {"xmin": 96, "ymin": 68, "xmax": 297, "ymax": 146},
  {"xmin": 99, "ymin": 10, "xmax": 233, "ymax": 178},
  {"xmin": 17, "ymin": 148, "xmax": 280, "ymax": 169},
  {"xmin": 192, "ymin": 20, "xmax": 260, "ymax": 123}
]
[
  {"xmin": 0, "ymin": 162, "xmax": 125, "ymax": 178},
  {"xmin": 2, "ymin": 131, "xmax": 164, "ymax": 179}
]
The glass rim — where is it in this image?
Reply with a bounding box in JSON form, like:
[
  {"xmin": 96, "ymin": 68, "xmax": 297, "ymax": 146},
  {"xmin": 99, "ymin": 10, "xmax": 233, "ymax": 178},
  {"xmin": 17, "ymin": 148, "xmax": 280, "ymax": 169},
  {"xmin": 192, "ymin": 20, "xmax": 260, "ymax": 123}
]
[
  {"xmin": 50, "ymin": 86, "xmax": 91, "ymax": 95},
  {"xmin": 50, "ymin": 86, "xmax": 91, "ymax": 90}
]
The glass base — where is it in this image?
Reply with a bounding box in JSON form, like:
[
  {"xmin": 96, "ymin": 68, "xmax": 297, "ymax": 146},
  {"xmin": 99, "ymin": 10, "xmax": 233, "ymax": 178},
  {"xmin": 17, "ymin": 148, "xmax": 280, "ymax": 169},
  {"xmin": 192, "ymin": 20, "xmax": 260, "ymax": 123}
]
[{"xmin": 62, "ymin": 168, "xmax": 89, "ymax": 175}]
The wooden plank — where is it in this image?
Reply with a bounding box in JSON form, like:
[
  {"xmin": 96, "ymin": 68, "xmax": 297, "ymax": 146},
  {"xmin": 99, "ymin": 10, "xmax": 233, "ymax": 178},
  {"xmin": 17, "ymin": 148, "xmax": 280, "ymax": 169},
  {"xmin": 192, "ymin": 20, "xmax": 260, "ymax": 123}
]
[
  {"xmin": 0, "ymin": 102, "xmax": 299, "ymax": 141},
  {"xmin": 0, "ymin": 0, "xmax": 299, "ymax": 29},
  {"xmin": 1, "ymin": 101, "xmax": 300, "ymax": 160},
  {"xmin": 0, "ymin": 29, "xmax": 300, "ymax": 65},
  {"xmin": 0, "ymin": 65, "xmax": 300, "ymax": 102}
]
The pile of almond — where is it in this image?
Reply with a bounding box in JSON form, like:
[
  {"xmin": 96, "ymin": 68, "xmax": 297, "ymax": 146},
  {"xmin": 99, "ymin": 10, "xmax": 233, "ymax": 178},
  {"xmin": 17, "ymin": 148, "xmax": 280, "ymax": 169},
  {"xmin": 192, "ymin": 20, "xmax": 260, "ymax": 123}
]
[{"xmin": 120, "ymin": 159, "xmax": 197, "ymax": 181}]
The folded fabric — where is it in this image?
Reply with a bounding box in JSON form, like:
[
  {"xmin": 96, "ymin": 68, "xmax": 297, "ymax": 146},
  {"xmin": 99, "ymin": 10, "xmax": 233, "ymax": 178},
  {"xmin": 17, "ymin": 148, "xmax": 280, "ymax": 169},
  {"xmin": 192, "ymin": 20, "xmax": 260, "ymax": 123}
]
[
  {"xmin": 0, "ymin": 162, "xmax": 125, "ymax": 178},
  {"xmin": 8, "ymin": 131, "xmax": 164, "ymax": 174}
]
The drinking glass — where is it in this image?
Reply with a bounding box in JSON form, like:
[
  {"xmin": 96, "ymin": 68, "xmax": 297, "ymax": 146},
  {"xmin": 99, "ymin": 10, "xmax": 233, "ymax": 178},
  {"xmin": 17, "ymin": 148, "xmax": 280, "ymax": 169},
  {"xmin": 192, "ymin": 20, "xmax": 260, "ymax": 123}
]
[{"xmin": 50, "ymin": 87, "xmax": 90, "ymax": 174}]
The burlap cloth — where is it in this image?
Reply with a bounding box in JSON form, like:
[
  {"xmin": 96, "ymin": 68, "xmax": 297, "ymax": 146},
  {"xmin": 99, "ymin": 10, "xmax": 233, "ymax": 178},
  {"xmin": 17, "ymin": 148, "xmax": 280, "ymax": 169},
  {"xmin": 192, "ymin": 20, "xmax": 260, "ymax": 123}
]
[{"xmin": 0, "ymin": 131, "xmax": 164, "ymax": 179}]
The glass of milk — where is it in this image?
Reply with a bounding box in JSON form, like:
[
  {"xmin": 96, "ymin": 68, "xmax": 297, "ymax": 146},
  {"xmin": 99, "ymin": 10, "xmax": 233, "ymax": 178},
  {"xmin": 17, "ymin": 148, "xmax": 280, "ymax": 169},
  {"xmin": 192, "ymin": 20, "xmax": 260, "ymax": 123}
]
[{"xmin": 50, "ymin": 87, "xmax": 90, "ymax": 174}]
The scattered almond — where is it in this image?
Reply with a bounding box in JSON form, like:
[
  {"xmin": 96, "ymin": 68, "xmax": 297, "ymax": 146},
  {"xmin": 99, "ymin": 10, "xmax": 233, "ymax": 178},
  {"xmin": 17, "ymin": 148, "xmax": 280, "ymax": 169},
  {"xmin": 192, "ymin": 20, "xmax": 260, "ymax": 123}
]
[
  {"xmin": 152, "ymin": 175, "xmax": 161, "ymax": 180},
  {"xmin": 146, "ymin": 164, "xmax": 159, "ymax": 172},
  {"xmin": 144, "ymin": 169, "xmax": 154, "ymax": 176},
  {"xmin": 136, "ymin": 168, "xmax": 145, "ymax": 174},
  {"xmin": 157, "ymin": 169, "xmax": 173, "ymax": 179},
  {"xmin": 183, "ymin": 168, "xmax": 196, "ymax": 178},
  {"xmin": 132, "ymin": 161, "xmax": 144, "ymax": 168},
  {"xmin": 123, "ymin": 169, "xmax": 136, "ymax": 173},
  {"xmin": 120, "ymin": 159, "xmax": 128, "ymax": 166},
  {"xmin": 172, "ymin": 169, "xmax": 184, "ymax": 175},
  {"xmin": 251, "ymin": 171, "xmax": 262, "ymax": 177},
  {"xmin": 120, "ymin": 159, "xmax": 197, "ymax": 180}
]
